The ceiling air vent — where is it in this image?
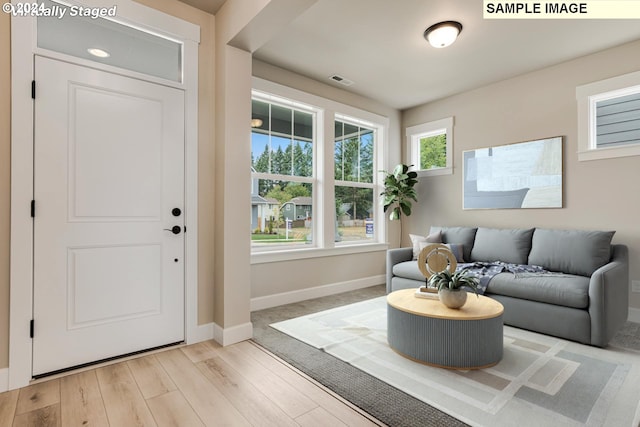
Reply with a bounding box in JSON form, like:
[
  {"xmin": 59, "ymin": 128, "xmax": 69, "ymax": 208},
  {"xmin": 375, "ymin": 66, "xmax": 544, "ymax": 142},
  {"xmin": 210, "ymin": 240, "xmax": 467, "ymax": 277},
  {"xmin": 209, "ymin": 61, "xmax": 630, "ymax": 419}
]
[{"xmin": 329, "ymin": 74, "xmax": 354, "ymax": 86}]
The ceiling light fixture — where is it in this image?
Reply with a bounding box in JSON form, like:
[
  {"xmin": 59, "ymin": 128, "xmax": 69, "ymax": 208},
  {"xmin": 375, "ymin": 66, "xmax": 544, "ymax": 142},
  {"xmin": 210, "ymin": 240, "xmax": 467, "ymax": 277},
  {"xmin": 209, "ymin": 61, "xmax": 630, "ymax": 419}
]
[
  {"xmin": 251, "ymin": 118, "xmax": 263, "ymax": 128},
  {"xmin": 87, "ymin": 48, "xmax": 111, "ymax": 58},
  {"xmin": 423, "ymin": 21, "xmax": 462, "ymax": 48}
]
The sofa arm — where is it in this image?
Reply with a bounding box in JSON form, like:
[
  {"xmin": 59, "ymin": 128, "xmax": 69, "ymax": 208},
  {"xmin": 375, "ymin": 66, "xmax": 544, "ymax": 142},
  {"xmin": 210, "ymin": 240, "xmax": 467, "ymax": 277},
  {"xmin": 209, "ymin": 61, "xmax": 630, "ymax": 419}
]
[
  {"xmin": 386, "ymin": 247, "xmax": 413, "ymax": 293},
  {"xmin": 588, "ymin": 244, "xmax": 629, "ymax": 347}
]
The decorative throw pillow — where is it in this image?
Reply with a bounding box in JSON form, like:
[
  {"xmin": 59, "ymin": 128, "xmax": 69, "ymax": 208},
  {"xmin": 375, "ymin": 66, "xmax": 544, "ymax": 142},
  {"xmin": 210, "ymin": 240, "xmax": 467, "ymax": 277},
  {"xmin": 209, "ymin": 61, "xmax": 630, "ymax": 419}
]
[
  {"xmin": 429, "ymin": 226, "xmax": 477, "ymax": 263},
  {"xmin": 445, "ymin": 244, "xmax": 465, "ymax": 263},
  {"xmin": 417, "ymin": 241, "xmax": 465, "ymax": 263},
  {"xmin": 410, "ymin": 231, "xmax": 442, "ymax": 260}
]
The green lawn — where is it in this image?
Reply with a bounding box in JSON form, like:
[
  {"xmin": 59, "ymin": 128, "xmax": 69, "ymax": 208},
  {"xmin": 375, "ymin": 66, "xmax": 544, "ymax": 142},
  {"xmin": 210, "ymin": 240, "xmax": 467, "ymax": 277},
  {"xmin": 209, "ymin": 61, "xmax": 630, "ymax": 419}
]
[
  {"xmin": 251, "ymin": 226, "xmax": 371, "ymax": 243},
  {"xmin": 251, "ymin": 229, "xmax": 308, "ymax": 243}
]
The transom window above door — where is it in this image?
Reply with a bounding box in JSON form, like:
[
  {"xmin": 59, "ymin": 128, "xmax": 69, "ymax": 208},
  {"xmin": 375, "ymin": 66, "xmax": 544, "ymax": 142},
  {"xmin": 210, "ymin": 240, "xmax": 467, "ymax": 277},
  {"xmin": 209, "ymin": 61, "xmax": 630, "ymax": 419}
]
[{"xmin": 37, "ymin": 0, "xmax": 183, "ymax": 82}]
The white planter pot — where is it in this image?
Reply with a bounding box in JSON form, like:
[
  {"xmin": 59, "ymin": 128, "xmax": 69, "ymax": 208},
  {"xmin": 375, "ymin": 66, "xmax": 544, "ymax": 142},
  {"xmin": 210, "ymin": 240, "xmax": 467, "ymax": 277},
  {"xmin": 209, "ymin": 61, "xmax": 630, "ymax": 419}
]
[{"xmin": 438, "ymin": 288, "xmax": 467, "ymax": 309}]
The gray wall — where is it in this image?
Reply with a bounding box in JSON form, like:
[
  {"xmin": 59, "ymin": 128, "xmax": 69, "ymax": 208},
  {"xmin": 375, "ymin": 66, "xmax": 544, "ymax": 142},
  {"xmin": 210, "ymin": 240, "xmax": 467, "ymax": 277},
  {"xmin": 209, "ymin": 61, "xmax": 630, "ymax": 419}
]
[{"xmin": 402, "ymin": 38, "xmax": 640, "ymax": 311}]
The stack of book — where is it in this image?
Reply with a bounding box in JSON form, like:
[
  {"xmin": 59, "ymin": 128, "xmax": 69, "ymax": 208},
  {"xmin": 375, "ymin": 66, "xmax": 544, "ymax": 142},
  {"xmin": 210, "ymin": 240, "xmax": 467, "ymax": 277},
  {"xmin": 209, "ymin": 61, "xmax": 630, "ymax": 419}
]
[{"xmin": 415, "ymin": 286, "xmax": 439, "ymax": 300}]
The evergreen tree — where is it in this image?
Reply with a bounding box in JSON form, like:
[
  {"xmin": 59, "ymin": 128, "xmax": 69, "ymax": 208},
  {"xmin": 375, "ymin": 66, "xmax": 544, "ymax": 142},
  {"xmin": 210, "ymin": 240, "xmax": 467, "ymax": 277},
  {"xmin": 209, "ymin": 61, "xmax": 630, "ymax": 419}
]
[
  {"xmin": 343, "ymin": 136, "xmax": 359, "ymax": 181},
  {"xmin": 282, "ymin": 143, "xmax": 293, "ymax": 175},
  {"xmin": 360, "ymin": 131, "xmax": 374, "ymax": 183},
  {"xmin": 334, "ymin": 140, "xmax": 343, "ymax": 180},
  {"xmin": 253, "ymin": 145, "xmax": 270, "ymax": 173},
  {"xmin": 272, "ymin": 146, "xmax": 286, "ymax": 175},
  {"xmin": 334, "ymin": 128, "xmax": 375, "ymax": 184},
  {"xmin": 335, "ymin": 186, "xmax": 373, "ymax": 220},
  {"xmin": 293, "ymin": 141, "xmax": 313, "ymax": 177}
]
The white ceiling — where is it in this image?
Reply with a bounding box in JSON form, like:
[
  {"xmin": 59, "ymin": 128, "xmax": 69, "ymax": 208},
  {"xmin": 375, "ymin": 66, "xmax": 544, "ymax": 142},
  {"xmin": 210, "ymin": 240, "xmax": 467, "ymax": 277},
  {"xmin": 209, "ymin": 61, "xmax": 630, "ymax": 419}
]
[{"xmin": 182, "ymin": 0, "xmax": 640, "ymax": 110}]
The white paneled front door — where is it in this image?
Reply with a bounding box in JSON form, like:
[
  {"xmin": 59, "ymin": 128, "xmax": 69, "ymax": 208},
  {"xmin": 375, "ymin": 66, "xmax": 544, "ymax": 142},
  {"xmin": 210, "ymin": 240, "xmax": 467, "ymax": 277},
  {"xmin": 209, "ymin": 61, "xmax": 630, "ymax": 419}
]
[{"xmin": 32, "ymin": 56, "xmax": 185, "ymax": 376}]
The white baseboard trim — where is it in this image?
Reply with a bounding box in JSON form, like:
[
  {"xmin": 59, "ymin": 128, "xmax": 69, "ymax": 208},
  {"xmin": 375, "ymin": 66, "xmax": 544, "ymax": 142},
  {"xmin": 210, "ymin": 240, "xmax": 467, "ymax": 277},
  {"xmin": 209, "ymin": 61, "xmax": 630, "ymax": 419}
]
[
  {"xmin": 213, "ymin": 321, "xmax": 253, "ymax": 346},
  {"xmin": 628, "ymin": 307, "xmax": 640, "ymax": 323},
  {"xmin": 187, "ymin": 322, "xmax": 215, "ymax": 344},
  {"xmin": 250, "ymin": 274, "xmax": 385, "ymax": 312},
  {"xmin": 0, "ymin": 368, "xmax": 8, "ymax": 393}
]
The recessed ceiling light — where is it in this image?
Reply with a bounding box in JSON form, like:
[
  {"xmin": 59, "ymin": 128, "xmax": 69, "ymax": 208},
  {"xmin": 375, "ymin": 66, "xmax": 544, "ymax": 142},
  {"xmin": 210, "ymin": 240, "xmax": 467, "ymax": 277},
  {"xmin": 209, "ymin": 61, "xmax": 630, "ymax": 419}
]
[
  {"xmin": 87, "ymin": 48, "xmax": 110, "ymax": 58},
  {"xmin": 251, "ymin": 118, "xmax": 263, "ymax": 128},
  {"xmin": 423, "ymin": 21, "xmax": 463, "ymax": 48}
]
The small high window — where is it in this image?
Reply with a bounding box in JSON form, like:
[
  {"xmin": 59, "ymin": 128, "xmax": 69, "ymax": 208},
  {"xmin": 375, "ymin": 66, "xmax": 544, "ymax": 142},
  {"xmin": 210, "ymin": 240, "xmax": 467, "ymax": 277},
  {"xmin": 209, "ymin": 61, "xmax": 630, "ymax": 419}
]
[
  {"xmin": 577, "ymin": 71, "xmax": 640, "ymax": 161},
  {"xmin": 406, "ymin": 117, "xmax": 453, "ymax": 176}
]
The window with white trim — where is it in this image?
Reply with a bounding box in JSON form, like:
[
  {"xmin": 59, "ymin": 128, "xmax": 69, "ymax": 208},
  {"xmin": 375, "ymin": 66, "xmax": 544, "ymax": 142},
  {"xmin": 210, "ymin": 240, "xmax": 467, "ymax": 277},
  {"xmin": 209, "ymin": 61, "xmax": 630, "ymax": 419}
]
[
  {"xmin": 406, "ymin": 117, "xmax": 453, "ymax": 176},
  {"xmin": 251, "ymin": 96, "xmax": 316, "ymax": 247},
  {"xmin": 334, "ymin": 117, "xmax": 376, "ymax": 243},
  {"xmin": 250, "ymin": 85, "xmax": 386, "ymax": 254},
  {"xmin": 577, "ymin": 70, "xmax": 640, "ymax": 161}
]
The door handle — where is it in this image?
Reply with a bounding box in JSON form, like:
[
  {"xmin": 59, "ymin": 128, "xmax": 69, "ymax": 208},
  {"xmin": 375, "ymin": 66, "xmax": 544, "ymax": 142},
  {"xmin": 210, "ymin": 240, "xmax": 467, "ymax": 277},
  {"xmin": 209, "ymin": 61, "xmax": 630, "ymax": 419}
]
[{"xmin": 164, "ymin": 225, "xmax": 182, "ymax": 235}]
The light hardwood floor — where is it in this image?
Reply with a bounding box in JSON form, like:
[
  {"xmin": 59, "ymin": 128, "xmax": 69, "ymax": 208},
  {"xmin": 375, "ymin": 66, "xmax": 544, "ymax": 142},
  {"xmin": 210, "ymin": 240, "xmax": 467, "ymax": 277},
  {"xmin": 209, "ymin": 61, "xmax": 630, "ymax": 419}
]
[{"xmin": 0, "ymin": 340, "xmax": 383, "ymax": 427}]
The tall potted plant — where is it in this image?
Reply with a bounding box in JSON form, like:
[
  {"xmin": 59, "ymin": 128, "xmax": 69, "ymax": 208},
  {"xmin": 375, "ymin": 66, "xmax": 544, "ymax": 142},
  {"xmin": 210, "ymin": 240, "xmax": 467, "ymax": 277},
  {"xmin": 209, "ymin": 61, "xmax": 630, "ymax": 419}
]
[{"xmin": 381, "ymin": 164, "xmax": 418, "ymax": 243}]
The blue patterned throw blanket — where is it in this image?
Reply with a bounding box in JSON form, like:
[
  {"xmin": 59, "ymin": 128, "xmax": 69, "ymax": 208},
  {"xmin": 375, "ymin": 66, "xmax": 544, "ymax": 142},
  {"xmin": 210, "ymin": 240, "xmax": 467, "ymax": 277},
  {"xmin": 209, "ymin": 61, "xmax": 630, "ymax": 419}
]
[{"xmin": 455, "ymin": 261, "xmax": 548, "ymax": 294}]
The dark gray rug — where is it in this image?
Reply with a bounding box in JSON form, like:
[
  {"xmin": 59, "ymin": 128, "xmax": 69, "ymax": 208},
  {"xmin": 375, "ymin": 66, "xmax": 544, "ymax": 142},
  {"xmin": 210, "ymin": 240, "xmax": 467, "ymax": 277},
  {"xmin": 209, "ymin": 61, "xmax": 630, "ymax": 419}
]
[
  {"xmin": 609, "ymin": 320, "xmax": 640, "ymax": 351},
  {"xmin": 251, "ymin": 285, "xmax": 467, "ymax": 427},
  {"xmin": 251, "ymin": 285, "xmax": 640, "ymax": 426}
]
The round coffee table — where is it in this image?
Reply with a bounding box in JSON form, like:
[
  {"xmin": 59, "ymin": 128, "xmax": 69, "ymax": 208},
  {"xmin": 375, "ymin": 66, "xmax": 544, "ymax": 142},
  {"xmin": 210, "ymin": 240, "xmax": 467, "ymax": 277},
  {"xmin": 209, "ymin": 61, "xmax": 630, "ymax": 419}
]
[{"xmin": 387, "ymin": 288, "xmax": 504, "ymax": 369}]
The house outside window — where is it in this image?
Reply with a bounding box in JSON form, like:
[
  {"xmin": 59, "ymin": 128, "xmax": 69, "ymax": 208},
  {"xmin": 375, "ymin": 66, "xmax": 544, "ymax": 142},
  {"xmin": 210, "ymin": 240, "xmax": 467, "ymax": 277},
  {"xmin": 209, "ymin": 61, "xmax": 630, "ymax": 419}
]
[
  {"xmin": 250, "ymin": 80, "xmax": 388, "ymax": 257},
  {"xmin": 406, "ymin": 117, "xmax": 453, "ymax": 177},
  {"xmin": 577, "ymin": 70, "xmax": 640, "ymax": 161}
]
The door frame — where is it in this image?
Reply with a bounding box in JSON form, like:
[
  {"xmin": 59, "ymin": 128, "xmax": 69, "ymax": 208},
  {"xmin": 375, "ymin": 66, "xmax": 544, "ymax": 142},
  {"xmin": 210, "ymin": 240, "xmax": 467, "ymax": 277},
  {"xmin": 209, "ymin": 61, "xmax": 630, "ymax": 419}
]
[{"xmin": 9, "ymin": 0, "xmax": 201, "ymax": 390}]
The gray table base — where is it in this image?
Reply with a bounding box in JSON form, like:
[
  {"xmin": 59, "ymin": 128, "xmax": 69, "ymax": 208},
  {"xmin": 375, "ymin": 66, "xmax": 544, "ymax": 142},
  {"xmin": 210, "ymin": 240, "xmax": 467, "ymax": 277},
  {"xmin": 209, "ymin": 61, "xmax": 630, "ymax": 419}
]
[{"xmin": 387, "ymin": 304, "xmax": 503, "ymax": 369}]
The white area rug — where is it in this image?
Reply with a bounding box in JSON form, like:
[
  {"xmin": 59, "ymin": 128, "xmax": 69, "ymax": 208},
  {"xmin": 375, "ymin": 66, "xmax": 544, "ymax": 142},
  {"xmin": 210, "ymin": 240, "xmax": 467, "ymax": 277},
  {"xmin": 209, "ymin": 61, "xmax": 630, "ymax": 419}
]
[{"xmin": 271, "ymin": 296, "xmax": 640, "ymax": 427}]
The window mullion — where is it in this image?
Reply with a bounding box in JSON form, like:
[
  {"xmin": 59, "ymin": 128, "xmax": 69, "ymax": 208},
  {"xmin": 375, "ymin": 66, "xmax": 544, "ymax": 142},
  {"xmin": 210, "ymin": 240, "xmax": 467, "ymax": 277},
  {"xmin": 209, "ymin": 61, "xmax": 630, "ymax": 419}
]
[
  {"xmin": 290, "ymin": 109, "xmax": 294, "ymax": 176},
  {"xmin": 334, "ymin": 180, "xmax": 374, "ymax": 189},
  {"xmin": 268, "ymin": 104, "xmax": 272, "ymax": 173},
  {"xmin": 357, "ymin": 126, "xmax": 361, "ymax": 182},
  {"xmin": 321, "ymin": 110, "xmax": 336, "ymax": 249},
  {"xmin": 252, "ymin": 172, "xmax": 314, "ymax": 184}
]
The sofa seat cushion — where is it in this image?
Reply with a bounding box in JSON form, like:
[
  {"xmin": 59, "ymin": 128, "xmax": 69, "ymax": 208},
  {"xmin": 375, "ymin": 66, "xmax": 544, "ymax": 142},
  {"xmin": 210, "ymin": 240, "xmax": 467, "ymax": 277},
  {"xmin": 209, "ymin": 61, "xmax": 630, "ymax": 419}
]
[
  {"xmin": 486, "ymin": 272, "xmax": 590, "ymax": 309},
  {"xmin": 392, "ymin": 261, "xmax": 425, "ymax": 283}
]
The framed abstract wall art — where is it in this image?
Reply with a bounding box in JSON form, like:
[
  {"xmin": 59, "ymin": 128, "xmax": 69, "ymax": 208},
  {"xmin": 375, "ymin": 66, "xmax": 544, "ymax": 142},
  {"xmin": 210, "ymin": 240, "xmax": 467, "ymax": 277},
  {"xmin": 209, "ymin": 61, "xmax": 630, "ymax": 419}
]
[{"xmin": 463, "ymin": 136, "xmax": 563, "ymax": 209}]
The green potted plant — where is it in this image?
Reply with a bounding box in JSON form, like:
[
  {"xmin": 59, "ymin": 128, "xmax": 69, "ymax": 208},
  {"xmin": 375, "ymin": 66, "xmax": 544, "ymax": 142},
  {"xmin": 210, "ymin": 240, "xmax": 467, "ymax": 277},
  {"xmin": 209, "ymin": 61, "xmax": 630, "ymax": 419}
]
[
  {"xmin": 381, "ymin": 164, "xmax": 418, "ymax": 242},
  {"xmin": 428, "ymin": 268, "xmax": 480, "ymax": 309}
]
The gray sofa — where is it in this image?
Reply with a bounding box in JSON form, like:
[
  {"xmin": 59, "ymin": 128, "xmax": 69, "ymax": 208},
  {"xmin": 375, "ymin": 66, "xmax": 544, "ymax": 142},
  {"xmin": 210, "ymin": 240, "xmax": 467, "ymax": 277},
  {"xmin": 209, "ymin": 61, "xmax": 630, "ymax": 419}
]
[{"xmin": 386, "ymin": 226, "xmax": 629, "ymax": 347}]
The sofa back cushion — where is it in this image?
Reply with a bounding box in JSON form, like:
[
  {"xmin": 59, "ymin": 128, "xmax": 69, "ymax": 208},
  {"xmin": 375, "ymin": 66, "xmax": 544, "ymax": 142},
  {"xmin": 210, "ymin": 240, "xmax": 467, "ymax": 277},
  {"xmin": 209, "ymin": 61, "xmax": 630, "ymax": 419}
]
[
  {"xmin": 528, "ymin": 228, "xmax": 615, "ymax": 276},
  {"xmin": 470, "ymin": 227, "xmax": 534, "ymax": 264},
  {"xmin": 429, "ymin": 226, "xmax": 477, "ymax": 262}
]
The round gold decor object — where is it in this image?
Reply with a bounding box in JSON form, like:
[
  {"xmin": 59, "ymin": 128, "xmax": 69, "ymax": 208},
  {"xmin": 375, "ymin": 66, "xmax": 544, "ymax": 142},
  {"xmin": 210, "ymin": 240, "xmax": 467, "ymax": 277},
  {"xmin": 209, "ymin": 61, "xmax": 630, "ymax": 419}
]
[{"xmin": 417, "ymin": 243, "xmax": 458, "ymax": 279}]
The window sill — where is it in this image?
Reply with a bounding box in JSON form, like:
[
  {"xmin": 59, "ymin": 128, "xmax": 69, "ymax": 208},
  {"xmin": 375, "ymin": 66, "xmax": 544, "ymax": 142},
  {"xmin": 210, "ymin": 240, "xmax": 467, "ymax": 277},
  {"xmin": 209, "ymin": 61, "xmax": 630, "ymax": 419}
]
[
  {"xmin": 578, "ymin": 144, "xmax": 640, "ymax": 161},
  {"xmin": 415, "ymin": 167, "xmax": 452, "ymax": 177},
  {"xmin": 251, "ymin": 242, "xmax": 389, "ymax": 264}
]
